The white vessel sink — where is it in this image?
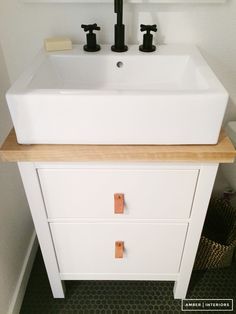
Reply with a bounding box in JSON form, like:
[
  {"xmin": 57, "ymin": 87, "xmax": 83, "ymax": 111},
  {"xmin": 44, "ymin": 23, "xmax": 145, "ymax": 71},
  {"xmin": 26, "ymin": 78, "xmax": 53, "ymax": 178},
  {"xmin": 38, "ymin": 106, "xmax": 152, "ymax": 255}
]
[{"xmin": 6, "ymin": 44, "xmax": 228, "ymax": 144}]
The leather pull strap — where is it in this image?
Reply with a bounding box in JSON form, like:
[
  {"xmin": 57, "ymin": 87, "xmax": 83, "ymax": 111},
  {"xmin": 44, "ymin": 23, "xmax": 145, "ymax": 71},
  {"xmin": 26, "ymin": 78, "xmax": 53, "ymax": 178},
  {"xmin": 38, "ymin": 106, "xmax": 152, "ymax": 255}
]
[
  {"xmin": 115, "ymin": 241, "xmax": 124, "ymax": 258},
  {"xmin": 114, "ymin": 193, "xmax": 124, "ymax": 214}
]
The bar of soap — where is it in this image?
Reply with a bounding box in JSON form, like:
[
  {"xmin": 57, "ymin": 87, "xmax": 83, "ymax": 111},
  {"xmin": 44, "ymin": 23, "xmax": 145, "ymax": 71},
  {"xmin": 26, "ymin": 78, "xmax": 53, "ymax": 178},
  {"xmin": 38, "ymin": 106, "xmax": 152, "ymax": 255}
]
[{"xmin": 44, "ymin": 37, "xmax": 72, "ymax": 52}]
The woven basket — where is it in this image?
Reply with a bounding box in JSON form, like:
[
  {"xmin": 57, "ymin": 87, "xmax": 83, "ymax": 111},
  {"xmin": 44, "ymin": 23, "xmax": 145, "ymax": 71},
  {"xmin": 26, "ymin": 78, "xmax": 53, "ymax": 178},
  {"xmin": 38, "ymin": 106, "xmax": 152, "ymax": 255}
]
[{"xmin": 194, "ymin": 198, "xmax": 236, "ymax": 270}]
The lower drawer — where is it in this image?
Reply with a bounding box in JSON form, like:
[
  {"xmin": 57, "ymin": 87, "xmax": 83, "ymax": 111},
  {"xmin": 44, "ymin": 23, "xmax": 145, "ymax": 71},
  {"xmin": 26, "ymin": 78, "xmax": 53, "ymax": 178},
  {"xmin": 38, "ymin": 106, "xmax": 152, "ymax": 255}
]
[{"xmin": 50, "ymin": 222, "xmax": 188, "ymax": 277}]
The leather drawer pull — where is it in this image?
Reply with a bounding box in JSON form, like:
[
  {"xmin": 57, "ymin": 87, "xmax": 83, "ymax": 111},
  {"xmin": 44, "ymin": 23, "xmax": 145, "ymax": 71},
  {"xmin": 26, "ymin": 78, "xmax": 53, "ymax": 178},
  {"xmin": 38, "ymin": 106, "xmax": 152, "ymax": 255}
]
[
  {"xmin": 115, "ymin": 241, "xmax": 124, "ymax": 258},
  {"xmin": 114, "ymin": 193, "xmax": 124, "ymax": 214}
]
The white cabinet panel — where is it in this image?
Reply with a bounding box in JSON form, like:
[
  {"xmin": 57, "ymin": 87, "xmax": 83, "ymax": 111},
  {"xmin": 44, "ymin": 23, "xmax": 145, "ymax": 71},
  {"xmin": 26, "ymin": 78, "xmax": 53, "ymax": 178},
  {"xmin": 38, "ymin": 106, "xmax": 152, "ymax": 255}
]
[
  {"xmin": 50, "ymin": 222, "xmax": 188, "ymax": 275},
  {"xmin": 38, "ymin": 168, "xmax": 198, "ymax": 219}
]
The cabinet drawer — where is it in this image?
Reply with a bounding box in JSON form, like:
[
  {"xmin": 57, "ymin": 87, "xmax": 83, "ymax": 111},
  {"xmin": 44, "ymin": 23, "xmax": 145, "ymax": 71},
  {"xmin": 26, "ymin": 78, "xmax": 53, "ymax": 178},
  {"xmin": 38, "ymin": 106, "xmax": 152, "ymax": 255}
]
[
  {"xmin": 50, "ymin": 222, "xmax": 188, "ymax": 276},
  {"xmin": 38, "ymin": 168, "xmax": 198, "ymax": 219}
]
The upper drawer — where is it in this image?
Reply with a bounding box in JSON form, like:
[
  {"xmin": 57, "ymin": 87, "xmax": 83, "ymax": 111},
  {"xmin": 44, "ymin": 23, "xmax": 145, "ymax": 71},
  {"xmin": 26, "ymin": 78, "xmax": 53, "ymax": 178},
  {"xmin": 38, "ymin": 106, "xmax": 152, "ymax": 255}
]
[{"xmin": 38, "ymin": 167, "xmax": 198, "ymax": 219}]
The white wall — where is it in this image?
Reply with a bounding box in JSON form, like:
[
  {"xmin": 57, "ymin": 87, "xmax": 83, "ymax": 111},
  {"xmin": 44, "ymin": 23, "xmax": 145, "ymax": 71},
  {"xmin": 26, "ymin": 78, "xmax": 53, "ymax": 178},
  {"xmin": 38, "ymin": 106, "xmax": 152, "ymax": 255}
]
[
  {"xmin": 0, "ymin": 1, "xmax": 235, "ymax": 311},
  {"xmin": 0, "ymin": 43, "xmax": 34, "ymax": 314}
]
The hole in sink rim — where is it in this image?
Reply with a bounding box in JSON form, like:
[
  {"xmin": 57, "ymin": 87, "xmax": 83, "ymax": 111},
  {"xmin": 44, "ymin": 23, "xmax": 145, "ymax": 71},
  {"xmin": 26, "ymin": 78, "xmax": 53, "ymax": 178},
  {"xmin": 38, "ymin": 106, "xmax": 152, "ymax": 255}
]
[{"xmin": 116, "ymin": 61, "xmax": 124, "ymax": 68}]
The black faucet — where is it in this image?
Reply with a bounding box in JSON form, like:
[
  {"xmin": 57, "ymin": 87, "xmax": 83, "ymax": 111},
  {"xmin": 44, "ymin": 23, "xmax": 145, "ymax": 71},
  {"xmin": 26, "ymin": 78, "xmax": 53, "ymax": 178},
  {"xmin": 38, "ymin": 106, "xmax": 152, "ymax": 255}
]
[
  {"xmin": 139, "ymin": 24, "xmax": 157, "ymax": 52},
  {"xmin": 81, "ymin": 24, "xmax": 101, "ymax": 52},
  {"xmin": 111, "ymin": 0, "xmax": 128, "ymax": 52}
]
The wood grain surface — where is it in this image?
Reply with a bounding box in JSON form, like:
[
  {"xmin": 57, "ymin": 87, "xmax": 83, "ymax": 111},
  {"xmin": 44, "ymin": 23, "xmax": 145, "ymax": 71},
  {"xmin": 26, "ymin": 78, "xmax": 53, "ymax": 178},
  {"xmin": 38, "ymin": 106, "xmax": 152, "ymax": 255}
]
[{"xmin": 0, "ymin": 129, "xmax": 235, "ymax": 163}]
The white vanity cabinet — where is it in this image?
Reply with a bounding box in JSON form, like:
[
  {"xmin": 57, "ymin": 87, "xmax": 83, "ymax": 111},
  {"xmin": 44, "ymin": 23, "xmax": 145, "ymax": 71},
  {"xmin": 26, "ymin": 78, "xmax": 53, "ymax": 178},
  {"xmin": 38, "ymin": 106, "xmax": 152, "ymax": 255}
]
[
  {"xmin": 18, "ymin": 162, "xmax": 218, "ymax": 299},
  {"xmin": 1, "ymin": 130, "xmax": 235, "ymax": 300}
]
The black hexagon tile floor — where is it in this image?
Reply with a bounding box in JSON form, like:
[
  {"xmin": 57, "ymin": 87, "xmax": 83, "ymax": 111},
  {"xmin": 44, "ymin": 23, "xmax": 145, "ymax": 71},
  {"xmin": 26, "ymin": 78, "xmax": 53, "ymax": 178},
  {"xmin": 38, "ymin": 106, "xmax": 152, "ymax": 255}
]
[{"xmin": 20, "ymin": 250, "xmax": 236, "ymax": 313}]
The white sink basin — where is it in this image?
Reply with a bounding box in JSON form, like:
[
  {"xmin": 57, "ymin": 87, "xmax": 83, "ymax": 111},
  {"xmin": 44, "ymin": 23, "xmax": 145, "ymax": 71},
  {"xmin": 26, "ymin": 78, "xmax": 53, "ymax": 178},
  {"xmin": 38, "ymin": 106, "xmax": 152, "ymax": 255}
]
[{"xmin": 6, "ymin": 44, "xmax": 228, "ymax": 144}]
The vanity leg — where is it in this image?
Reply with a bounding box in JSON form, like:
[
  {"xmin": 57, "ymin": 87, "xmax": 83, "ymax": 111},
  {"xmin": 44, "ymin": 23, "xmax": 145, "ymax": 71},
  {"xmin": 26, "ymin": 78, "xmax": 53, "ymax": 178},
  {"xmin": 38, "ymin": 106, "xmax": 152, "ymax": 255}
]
[
  {"xmin": 173, "ymin": 164, "xmax": 218, "ymax": 299},
  {"xmin": 18, "ymin": 162, "xmax": 65, "ymax": 298}
]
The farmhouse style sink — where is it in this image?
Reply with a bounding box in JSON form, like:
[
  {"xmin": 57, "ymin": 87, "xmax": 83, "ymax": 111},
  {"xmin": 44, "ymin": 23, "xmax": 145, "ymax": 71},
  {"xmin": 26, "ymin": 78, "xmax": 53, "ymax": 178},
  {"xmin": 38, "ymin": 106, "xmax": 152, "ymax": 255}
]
[{"xmin": 6, "ymin": 44, "xmax": 228, "ymax": 144}]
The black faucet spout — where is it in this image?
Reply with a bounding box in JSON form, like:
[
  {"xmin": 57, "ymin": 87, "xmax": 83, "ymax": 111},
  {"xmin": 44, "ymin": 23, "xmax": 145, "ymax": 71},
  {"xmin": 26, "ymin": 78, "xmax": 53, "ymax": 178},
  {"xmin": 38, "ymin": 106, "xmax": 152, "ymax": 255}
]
[
  {"xmin": 114, "ymin": 0, "xmax": 123, "ymax": 24},
  {"xmin": 111, "ymin": 0, "xmax": 128, "ymax": 52}
]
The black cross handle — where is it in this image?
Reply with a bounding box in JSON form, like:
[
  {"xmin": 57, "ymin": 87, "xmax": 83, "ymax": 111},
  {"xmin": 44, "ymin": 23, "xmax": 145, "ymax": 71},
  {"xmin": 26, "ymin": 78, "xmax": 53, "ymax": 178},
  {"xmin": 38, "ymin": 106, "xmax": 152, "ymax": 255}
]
[
  {"xmin": 81, "ymin": 23, "xmax": 101, "ymax": 34},
  {"xmin": 140, "ymin": 24, "xmax": 157, "ymax": 34}
]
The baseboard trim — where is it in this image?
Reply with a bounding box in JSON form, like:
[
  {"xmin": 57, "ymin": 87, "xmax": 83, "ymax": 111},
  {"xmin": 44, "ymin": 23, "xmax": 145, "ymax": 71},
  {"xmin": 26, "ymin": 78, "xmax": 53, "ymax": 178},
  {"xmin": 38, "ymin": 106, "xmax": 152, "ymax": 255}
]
[{"xmin": 8, "ymin": 231, "xmax": 38, "ymax": 314}]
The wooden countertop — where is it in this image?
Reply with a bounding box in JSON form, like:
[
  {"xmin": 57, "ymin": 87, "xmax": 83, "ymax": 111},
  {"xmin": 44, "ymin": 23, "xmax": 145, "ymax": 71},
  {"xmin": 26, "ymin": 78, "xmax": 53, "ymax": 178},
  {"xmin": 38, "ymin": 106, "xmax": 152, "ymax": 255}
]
[{"xmin": 0, "ymin": 129, "xmax": 235, "ymax": 163}]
